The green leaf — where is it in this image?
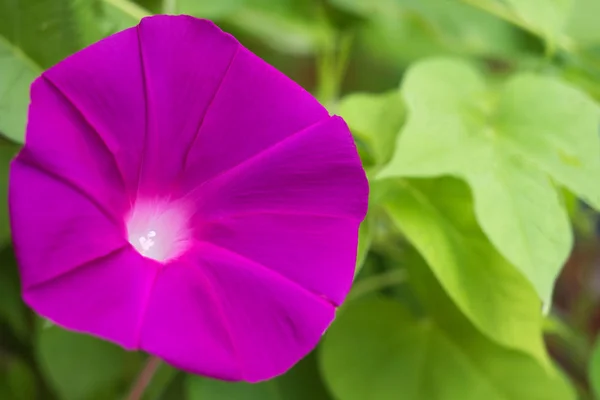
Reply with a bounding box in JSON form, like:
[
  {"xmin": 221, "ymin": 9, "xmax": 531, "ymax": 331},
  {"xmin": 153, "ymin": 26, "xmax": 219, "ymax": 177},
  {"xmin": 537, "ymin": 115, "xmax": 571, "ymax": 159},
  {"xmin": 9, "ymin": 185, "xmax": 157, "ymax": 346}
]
[
  {"xmin": 0, "ymin": 357, "xmax": 37, "ymax": 400},
  {"xmin": 0, "ymin": 39, "xmax": 40, "ymax": 143},
  {"xmin": 339, "ymin": 91, "xmax": 404, "ymax": 166},
  {"xmin": 379, "ymin": 177, "xmax": 547, "ymax": 362},
  {"xmin": 503, "ymin": 0, "xmax": 573, "ymax": 44},
  {"xmin": 188, "ymin": 379, "xmax": 280, "ymax": 400},
  {"xmin": 565, "ymin": 0, "xmax": 600, "ymax": 45},
  {"xmin": 0, "ymin": 246, "xmax": 28, "ymax": 338},
  {"xmin": 320, "ymin": 295, "xmax": 575, "ymax": 400},
  {"xmin": 131, "ymin": 0, "xmax": 162, "ymax": 13},
  {"xmin": 496, "ymin": 73, "xmax": 600, "ymax": 208},
  {"xmin": 37, "ymin": 326, "xmax": 127, "ymax": 400},
  {"xmin": 354, "ymin": 218, "xmax": 372, "ymax": 278},
  {"xmin": 378, "ymin": 58, "xmax": 586, "ymax": 302},
  {"xmin": 590, "ymin": 337, "xmax": 600, "ymax": 399},
  {"xmin": 408, "ymin": 0, "xmax": 531, "ymax": 56},
  {"xmin": 0, "ymin": 0, "xmax": 87, "ymax": 68},
  {"xmin": 186, "ymin": 352, "xmax": 330, "ymax": 400},
  {"xmin": 358, "ymin": 0, "xmax": 531, "ymax": 67},
  {"xmin": 0, "ymin": 140, "xmax": 20, "ymax": 243}
]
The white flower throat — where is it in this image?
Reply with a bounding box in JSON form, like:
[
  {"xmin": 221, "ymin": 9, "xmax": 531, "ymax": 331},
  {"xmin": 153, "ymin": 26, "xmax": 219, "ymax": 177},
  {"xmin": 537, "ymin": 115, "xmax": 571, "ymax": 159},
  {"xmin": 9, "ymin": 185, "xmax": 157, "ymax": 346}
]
[
  {"xmin": 126, "ymin": 199, "xmax": 192, "ymax": 262},
  {"xmin": 138, "ymin": 230, "xmax": 157, "ymax": 253}
]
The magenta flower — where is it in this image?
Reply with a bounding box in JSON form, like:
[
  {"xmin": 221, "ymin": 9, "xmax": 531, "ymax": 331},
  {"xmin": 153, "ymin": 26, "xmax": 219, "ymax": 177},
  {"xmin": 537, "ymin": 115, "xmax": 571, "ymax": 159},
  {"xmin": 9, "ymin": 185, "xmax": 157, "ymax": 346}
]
[{"xmin": 9, "ymin": 15, "xmax": 368, "ymax": 381}]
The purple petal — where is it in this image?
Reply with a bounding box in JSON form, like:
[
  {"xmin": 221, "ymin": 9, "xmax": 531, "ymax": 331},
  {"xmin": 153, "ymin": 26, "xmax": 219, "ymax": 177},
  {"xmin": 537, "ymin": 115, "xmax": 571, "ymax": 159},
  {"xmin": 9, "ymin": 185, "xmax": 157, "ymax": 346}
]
[
  {"xmin": 138, "ymin": 259, "xmax": 240, "ymax": 380},
  {"xmin": 23, "ymin": 247, "xmax": 157, "ymax": 349},
  {"xmin": 10, "ymin": 14, "xmax": 369, "ymax": 382},
  {"xmin": 199, "ymin": 213, "xmax": 359, "ymax": 306},
  {"xmin": 136, "ymin": 16, "xmax": 238, "ymax": 194},
  {"xmin": 43, "ymin": 26, "xmax": 148, "ymax": 199},
  {"xmin": 9, "ymin": 159, "xmax": 126, "ymax": 289},
  {"xmin": 186, "ymin": 116, "xmax": 368, "ymax": 220},
  {"xmin": 181, "ymin": 45, "xmax": 329, "ymax": 187},
  {"xmin": 23, "ymin": 77, "xmax": 128, "ymax": 220},
  {"xmin": 168, "ymin": 242, "xmax": 336, "ymax": 382}
]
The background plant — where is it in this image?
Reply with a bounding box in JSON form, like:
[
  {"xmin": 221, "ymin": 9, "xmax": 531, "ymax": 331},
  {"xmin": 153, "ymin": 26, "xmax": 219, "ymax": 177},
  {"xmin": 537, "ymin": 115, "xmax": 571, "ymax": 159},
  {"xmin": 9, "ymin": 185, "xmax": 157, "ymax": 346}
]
[{"xmin": 1, "ymin": 0, "xmax": 600, "ymax": 399}]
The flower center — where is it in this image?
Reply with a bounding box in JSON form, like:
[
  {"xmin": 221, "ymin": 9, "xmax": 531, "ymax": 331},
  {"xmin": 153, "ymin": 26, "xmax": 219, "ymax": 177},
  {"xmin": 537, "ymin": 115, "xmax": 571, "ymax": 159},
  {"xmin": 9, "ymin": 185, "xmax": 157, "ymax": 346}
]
[{"xmin": 126, "ymin": 199, "xmax": 192, "ymax": 262}]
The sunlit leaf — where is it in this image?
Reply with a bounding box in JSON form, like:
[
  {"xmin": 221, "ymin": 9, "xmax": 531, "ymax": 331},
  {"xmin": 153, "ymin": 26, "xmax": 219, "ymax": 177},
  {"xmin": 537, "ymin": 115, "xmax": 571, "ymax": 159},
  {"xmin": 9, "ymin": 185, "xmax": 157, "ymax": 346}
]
[
  {"xmin": 0, "ymin": 38, "xmax": 38, "ymax": 143},
  {"xmin": 503, "ymin": 0, "xmax": 573, "ymax": 45},
  {"xmin": 565, "ymin": 0, "xmax": 600, "ymax": 45},
  {"xmin": 380, "ymin": 177, "xmax": 547, "ymax": 363},
  {"xmin": 339, "ymin": 91, "xmax": 404, "ymax": 166},
  {"xmin": 379, "ymin": 58, "xmax": 597, "ymax": 302},
  {"xmin": 354, "ymin": 218, "xmax": 372, "ymax": 278}
]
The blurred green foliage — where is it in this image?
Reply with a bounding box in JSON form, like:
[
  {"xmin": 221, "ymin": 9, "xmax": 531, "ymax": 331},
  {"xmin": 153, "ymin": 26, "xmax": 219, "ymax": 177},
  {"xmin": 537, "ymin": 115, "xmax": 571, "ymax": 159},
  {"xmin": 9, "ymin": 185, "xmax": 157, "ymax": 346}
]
[{"xmin": 2, "ymin": 0, "xmax": 600, "ymax": 399}]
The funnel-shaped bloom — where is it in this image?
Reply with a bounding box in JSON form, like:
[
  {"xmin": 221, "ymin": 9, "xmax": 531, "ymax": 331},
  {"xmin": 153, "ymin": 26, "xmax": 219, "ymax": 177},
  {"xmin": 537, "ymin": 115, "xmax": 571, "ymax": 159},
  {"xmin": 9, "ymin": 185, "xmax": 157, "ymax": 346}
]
[{"xmin": 9, "ymin": 15, "xmax": 368, "ymax": 381}]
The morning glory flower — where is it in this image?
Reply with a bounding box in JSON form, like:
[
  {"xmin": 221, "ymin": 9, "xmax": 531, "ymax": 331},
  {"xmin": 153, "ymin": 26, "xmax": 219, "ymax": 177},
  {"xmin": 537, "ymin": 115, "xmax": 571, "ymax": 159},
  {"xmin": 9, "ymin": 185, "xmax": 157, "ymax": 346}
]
[{"xmin": 9, "ymin": 15, "xmax": 368, "ymax": 382}]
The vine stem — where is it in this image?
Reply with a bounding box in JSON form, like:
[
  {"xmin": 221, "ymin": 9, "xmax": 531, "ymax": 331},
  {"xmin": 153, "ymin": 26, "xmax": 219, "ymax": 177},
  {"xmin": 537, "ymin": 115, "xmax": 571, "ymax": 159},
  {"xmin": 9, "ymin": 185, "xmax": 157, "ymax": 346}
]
[
  {"xmin": 126, "ymin": 355, "xmax": 162, "ymax": 400},
  {"xmin": 348, "ymin": 269, "xmax": 407, "ymax": 301}
]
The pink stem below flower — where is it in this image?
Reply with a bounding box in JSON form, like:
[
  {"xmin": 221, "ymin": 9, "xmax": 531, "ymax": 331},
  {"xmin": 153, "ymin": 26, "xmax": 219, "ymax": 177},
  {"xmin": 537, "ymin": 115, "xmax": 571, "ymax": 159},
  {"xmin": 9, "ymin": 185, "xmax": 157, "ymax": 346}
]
[{"xmin": 126, "ymin": 355, "xmax": 162, "ymax": 400}]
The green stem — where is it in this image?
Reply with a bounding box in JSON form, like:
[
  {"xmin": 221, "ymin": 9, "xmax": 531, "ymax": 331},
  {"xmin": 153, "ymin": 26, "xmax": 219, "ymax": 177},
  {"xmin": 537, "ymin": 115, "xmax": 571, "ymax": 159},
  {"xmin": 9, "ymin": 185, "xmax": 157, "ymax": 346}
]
[
  {"xmin": 335, "ymin": 31, "xmax": 354, "ymax": 82},
  {"xmin": 544, "ymin": 314, "xmax": 592, "ymax": 398},
  {"xmin": 126, "ymin": 356, "xmax": 162, "ymax": 400},
  {"xmin": 316, "ymin": 31, "xmax": 354, "ymax": 110},
  {"xmin": 348, "ymin": 269, "xmax": 407, "ymax": 301}
]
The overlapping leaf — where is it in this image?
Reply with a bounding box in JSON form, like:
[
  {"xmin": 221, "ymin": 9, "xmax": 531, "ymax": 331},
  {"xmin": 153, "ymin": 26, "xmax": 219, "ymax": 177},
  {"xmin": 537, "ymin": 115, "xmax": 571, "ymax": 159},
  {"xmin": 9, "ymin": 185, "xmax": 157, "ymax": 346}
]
[
  {"xmin": 379, "ymin": 58, "xmax": 600, "ymax": 302},
  {"xmin": 503, "ymin": 0, "xmax": 573, "ymax": 43},
  {"xmin": 565, "ymin": 0, "xmax": 600, "ymax": 45},
  {"xmin": 354, "ymin": 218, "xmax": 372, "ymax": 278},
  {"xmin": 379, "ymin": 177, "xmax": 547, "ymax": 362},
  {"xmin": 339, "ymin": 91, "xmax": 404, "ymax": 167}
]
